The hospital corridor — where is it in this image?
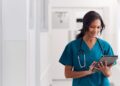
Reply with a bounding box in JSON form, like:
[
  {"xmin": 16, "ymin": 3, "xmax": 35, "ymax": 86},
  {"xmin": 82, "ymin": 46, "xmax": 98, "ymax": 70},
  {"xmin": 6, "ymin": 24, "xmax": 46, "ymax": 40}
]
[{"xmin": 0, "ymin": 0, "xmax": 120, "ymax": 86}]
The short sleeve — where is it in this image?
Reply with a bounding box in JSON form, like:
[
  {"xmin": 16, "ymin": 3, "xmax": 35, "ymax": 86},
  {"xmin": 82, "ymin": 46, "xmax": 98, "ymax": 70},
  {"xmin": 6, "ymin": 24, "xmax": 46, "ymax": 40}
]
[
  {"xmin": 104, "ymin": 44, "xmax": 114, "ymax": 56},
  {"xmin": 104, "ymin": 43, "xmax": 117, "ymax": 65},
  {"xmin": 59, "ymin": 43, "xmax": 73, "ymax": 66}
]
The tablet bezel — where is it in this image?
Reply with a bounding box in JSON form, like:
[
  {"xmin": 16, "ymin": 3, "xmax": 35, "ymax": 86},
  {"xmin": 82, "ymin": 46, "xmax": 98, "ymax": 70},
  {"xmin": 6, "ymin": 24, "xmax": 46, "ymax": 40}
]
[{"xmin": 95, "ymin": 55, "xmax": 118, "ymax": 67}]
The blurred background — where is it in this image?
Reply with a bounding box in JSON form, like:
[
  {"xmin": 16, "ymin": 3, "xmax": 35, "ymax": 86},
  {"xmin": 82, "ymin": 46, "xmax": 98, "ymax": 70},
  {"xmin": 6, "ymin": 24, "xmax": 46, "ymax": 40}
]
[{"xmin": 0, "ymin": 0, "xmax": 120, "ymax": 86}]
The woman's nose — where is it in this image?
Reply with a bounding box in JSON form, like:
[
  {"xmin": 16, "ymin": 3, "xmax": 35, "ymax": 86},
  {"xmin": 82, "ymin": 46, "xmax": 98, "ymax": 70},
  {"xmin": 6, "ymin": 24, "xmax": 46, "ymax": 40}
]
[{"xmin": 93, "ymin": 28, "xmax": 98, "ymax": 32}]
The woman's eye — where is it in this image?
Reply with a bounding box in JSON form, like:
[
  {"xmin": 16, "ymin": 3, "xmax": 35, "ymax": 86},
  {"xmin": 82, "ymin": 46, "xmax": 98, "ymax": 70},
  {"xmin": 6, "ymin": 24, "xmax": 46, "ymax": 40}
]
[
  {"xmin": 90, "ymin": 26, "xmax": 101, "ymax": 29},
  {"xmin": 90, "ymin": 26, "xmax": 95, "ymax": 28},
  {"xmin": 97, "ymin": 27, "xmax": 102, "ymax": 29},
  {"xmin": 97, "ymin": 27, "xmax": 100, "ymax": 29}
]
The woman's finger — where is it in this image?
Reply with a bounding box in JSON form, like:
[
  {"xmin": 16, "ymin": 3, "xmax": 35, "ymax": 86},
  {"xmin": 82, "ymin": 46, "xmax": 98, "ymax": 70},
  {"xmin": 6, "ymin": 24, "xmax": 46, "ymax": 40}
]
[
  {"xmin": 92, "ymin": 61, "xmax": 97, "ymax": 65},
  {"xmin": 99, "ymin": 62, "xmax": 104, "ymax": 67},
  {"xmin": 104, "ymin": 61, "xmax": 107, "ymax": 67},
  {"xmin": 94, "ymin": 67, "xmax": 100, "ymax": 71},
  {"xmin": 91, "ymin": 61, "xmax": 97, "ymax": 67},
  {"xmin": 97, "ymin": 63, "xmax": 101, "ymax": 68},
  {"xmin": 108, "ymin": 64, "xmax": 113, "ymax": 68}
]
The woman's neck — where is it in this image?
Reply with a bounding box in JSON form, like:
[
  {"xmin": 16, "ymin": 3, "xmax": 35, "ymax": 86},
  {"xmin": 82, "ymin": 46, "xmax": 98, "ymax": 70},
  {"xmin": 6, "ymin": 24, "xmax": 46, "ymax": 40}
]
[
  {"xmin": 83, "ymin": 35, "xmax": 97, "ymax": 49},
  {"xmin": 83, "ymin": 35, "xmax": 96, "ymax": 43}
]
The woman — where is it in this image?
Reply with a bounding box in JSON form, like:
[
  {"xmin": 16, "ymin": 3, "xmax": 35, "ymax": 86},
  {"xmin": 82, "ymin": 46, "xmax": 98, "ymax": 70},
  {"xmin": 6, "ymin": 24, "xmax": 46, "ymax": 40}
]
[{"xmin": 59, "ymin": 11, "xmax": 114, "ymax": 86}]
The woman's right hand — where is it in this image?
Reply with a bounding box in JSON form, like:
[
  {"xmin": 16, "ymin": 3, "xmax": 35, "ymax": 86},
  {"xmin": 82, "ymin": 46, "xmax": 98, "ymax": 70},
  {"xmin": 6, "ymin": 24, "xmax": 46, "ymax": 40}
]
[
  {"xmin": 89, "ymin": 61, "xmax": 97, "ymax": 73},
  {"xmin": 64, "ymin": 61, "xmax": 97, "ymax": 78}
]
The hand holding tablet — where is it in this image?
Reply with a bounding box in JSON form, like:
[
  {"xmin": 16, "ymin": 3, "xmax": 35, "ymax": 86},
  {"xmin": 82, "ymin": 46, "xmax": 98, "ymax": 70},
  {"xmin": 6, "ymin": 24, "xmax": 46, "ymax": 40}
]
[
  {"xmin": 96, "ymin": 55, "xmax": 118, "ymax": 66},
  {"xmin": 92, "ymin": 55, "xmax": 118, "ymax": 72}
]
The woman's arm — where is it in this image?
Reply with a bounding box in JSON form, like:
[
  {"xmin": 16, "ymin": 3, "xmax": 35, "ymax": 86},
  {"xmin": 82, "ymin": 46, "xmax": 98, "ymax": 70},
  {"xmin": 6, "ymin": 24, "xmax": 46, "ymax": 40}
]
[
  {"xmin": 65, "ymin": 66, "xmax": 93, "ymax": 78},
  {"xmin": 65, "ymin": 61, "xmax": 96, "ymax": 78}
]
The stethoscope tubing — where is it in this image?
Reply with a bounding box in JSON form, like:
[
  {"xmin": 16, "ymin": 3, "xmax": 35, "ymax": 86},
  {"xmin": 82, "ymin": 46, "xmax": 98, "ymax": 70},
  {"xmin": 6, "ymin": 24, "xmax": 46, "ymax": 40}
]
[{"xmin": 78, "ymin": 38, "xmax": 104, "ymax": 68}]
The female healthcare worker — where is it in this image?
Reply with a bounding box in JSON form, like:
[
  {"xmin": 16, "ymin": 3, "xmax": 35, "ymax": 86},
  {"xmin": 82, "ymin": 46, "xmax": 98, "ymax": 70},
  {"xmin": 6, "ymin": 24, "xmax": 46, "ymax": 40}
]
[{"xmin": 59, "ymin": 11, "xmax": 114, "ymax": 86}]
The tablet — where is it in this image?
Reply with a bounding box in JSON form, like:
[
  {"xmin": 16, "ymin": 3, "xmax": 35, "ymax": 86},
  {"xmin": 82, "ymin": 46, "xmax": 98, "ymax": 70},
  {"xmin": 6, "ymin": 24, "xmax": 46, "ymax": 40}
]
[{"xmin": 95, "ymin": 55, "xmax": 118, "ymax": 67}]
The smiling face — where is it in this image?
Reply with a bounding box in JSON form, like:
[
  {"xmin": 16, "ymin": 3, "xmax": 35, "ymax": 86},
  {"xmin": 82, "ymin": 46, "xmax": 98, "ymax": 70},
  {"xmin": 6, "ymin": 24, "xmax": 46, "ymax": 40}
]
[{"xmin": 85, "ymin": 19, "xmax": 101, "ymax": 38}]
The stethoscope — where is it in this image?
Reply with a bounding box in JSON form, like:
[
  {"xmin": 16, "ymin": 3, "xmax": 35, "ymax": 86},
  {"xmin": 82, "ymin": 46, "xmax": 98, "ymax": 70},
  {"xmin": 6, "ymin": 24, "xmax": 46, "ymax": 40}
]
[{"xmin": 78, "ymin": 38, "xmax": 104, "ymax": 68}]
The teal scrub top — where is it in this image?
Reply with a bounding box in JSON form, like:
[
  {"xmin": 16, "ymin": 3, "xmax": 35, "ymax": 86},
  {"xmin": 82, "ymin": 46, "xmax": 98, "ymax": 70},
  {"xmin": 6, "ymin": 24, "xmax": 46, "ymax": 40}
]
[{"xmin": 59, "ymin": 38, "xmax": 114, "ymax": 86}]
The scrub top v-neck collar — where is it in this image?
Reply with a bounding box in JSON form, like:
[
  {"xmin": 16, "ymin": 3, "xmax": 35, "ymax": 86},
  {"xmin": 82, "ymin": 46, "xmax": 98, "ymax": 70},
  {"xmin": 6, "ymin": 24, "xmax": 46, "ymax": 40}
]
[{"xmin": 81, "ymin": 38, "xmax": 98, "ymax": 52}]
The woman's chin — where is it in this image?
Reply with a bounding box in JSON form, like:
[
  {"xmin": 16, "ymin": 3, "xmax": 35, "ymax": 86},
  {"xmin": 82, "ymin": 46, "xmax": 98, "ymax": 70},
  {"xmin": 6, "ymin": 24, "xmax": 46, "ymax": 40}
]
[{"xmin": 90, "ymin": 35, "xmax": 97, "ymax": 38}]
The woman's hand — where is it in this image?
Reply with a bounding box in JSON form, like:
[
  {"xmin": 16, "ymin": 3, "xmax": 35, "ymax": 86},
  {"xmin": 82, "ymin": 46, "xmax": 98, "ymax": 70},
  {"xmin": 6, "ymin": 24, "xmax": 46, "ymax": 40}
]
[
  {"xmin": 64, "ymin": 62, "xmax": 97, "ymax": 79},
  {"xmin": 95, "ymin": 61, "xmax": 112, "ymax": 77},
  {"xmin": 89, "ymin": 61, "xmax": 97, "ymax": 73}
]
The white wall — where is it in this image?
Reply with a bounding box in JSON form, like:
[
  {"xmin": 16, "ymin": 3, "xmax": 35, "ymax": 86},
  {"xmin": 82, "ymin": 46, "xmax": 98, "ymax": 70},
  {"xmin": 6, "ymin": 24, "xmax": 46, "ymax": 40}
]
[
  {"xmin": 40, "ymin": 32, "xmax": 52, "ymax": 86},
  {"xmin": 2, "ymin": 0, "xmax": 26, "ymax": 86},
  {"xmin": 116, "ymin": 4, "xmax": 120, "ymax": 59},
  {"xmin": 1, "ymin": 0, "xmax": 50, "ymax": 86},
  {"xmin": 0, "ymin": 0, "xmax": 2, "ymax": 86},
  {"xmin": 26, "ymin": 0, "xmax": 50, "ymax": 86},
  {"xmin": 49, "ymin": 0, "xmax": 118, "ymax": 51}
]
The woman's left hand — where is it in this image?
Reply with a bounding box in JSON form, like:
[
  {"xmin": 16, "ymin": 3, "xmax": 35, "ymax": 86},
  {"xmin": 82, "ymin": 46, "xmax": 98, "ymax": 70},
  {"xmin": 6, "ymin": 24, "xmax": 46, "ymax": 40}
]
[{"xmin": 95, "ymin": 61, "xmax": 112, "ymax": 77}]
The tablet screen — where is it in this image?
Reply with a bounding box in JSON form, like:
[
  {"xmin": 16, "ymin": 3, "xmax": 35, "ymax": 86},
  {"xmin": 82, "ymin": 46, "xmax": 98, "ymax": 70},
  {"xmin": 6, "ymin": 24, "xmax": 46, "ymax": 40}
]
[{"xmin": 95, "ymin": 55, "xmax": 118, "ymax": 67}]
